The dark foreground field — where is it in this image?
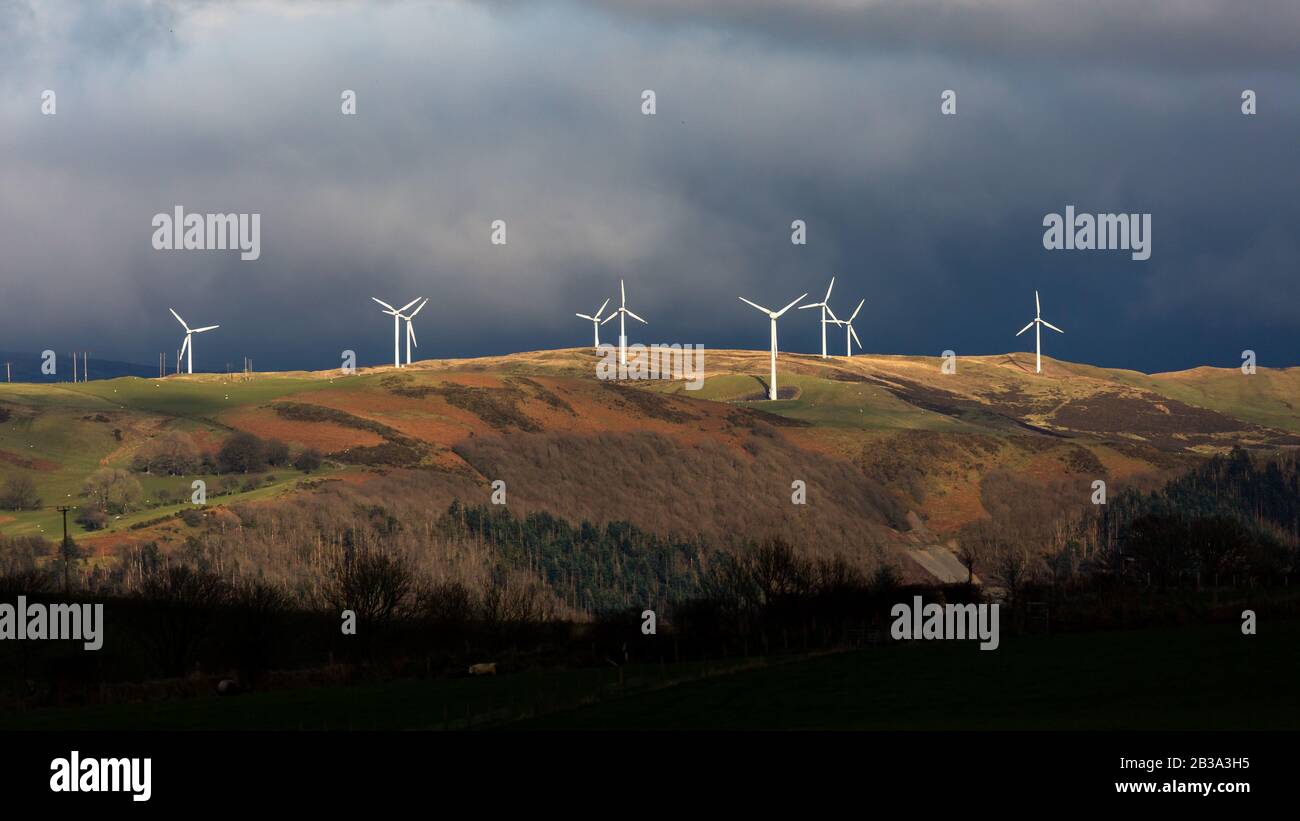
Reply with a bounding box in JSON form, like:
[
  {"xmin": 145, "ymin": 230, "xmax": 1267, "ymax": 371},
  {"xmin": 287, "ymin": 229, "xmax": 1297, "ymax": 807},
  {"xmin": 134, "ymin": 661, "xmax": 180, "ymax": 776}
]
[
  {"xmin": 518, "ymin": 618, "xmax": 1297, "ymax": 730},
  {"xmin": 3, "ymin": 619, "xmax": 1292, "ymax": 731}
]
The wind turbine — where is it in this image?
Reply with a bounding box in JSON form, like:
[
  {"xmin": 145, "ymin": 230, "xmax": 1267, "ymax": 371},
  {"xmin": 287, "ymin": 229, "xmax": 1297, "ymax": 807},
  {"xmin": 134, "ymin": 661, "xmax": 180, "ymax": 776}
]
[
  {"xmin": 600, "ymin": 279, "xmax": 646, "ymax": 368},
  {"xmin": 169, "ymin": 308, "xmax": 219, "ymax": 375},
  {"xmin": 401, "ymin": 298, "xmax": 429, "ymax": 366},
  {"xmin": 1015, "ymin": 290, "xmax": 1063, "ymax": 374},
  {"xmin": 838, "ymin": 298, "xmax": 865, "ymax": 358},
  {"xmin": 575, "ymin": 298, "xmax": 611, "ymax": 351},
  {"xmin": 739, "ymin": 291, "xmax": 808, "ymax": 401},
  {"xmin": 372, "ymin": 297, "xmax": 422, "ymax": 368},
  {"xmin": 799, "ymin": 276, "xmax": 838, "ymax": 358}
]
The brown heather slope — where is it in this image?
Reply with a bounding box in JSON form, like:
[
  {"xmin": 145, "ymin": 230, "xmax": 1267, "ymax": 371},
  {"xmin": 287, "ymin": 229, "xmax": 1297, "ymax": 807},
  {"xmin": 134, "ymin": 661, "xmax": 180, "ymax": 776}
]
[{"xmin": 5, "ymin": 348, "xmax": 1297, "ymax": 582}]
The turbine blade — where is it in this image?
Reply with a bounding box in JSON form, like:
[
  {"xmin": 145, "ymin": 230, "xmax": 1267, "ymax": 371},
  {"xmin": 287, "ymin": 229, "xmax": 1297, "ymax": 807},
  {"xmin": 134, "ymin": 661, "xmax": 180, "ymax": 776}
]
[
  {"xmin": 824, "ymin": 304, "xmax": 840, "ymax": 323},
  {"xmin": 576, "ymin": 313, "xmax": 595, "ymax": 321},
  {"xmin": 1015, "ymin": 321, "xmax": 1035, "ymax": 336},
  {"xmin": 595, "ymin": 298, "xmax": 610, "ymax": 319},
  {"xmin": 738, "ymin": 297, "xmax": 772, "ymax": 314},
  {"xmin": 408, "ymin": 298, "xmax": 429, "ymax": 319},
  {"xmin": 169, "ymin": 308, "xmax": 189, "ymax": 332},
  {"xmin": 824, "ymin": 276, "xmax": 834, "ymax": 302},
  {"xmin": 398, "ymin": 297, "xmax": 422, "ymax": 313},
  {"xmin": 371, "ymin": 297, "xmax": 397, "ymax": 312},
  {"xmin": 797, "ymin": 303, "xmax": 820, "ymax": 310},
  {"xmin": 850, "ymin": 325, "xmax": 861, "ymax": 348},
  {"xmin": 191, "ymin": 325, "xmax": 220, "ymax": 333},
  {"xmin": 1035, "ymin": 290, "xmax": 1041, "ymax": 315},
  {"xmin": 621, "ymin": 279, "xmax": 626, "ymax": 306},
  {"xmin": 179, "ymin": 335, "xmax": 191, "ymax": 357},
  {"xmin": 625, "ymin": 309, "xmax": 647, "ymax": 324},
  {"xmin": 1041, "ymin": 320, "xmax": 1064, "ymax": 334},
  {"xmin": 601, "ymin": 312, "xmax": 619, "ymax": 325},
  {"xmin": 849, "ymin": 298, "xmax": 865, "ymax": 321},
  {"xmin": 776, "ymin": 293, "xmax": 810, "ymax": 317},
  {"xmin": 408, "ymin": 323, "xmax": 418, "ymax": 347}
]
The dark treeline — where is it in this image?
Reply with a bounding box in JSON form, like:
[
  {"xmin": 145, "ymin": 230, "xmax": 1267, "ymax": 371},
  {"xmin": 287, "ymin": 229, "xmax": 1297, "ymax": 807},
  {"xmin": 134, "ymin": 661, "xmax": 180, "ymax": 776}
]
[
  {"xmin": 1094, "ymin": 448, "xmax": 1299, "ymax": 587},
  {"xmin": 448, "ymin": 501, "xmax": 709, "ymax": 613},
  {"xmin": 5, "ymin": 449, "xmax": 1300, "ymax": 711},
  {"xmin": 0, "ymin": 538, "xmax": 916, "ymax": 711},
  {"xmin": 957, "ymin": 448, "xmax": 1300, "ymax": 608}
]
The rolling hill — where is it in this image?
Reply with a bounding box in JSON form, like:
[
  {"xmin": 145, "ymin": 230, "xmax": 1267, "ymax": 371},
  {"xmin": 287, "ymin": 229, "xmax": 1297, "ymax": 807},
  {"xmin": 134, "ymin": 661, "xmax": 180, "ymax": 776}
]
[{"xmin": 2, "ymin": 348, "xmax": 1297, "ymax": 584}]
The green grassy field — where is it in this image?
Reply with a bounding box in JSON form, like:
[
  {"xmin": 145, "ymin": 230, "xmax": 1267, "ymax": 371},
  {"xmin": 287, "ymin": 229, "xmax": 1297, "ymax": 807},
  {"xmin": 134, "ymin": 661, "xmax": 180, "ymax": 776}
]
[
  {"xmin": 1, "ymin": 620, "xmax": 1289, "ymax": 731},
  {"xmin": 0, "ymin": 374, "xmax": 351, "ymax": 539},
  {"xmin": 70, "ymin": 375, "xmax": 338, "ymax": 417},
  {"xmin": 663, "ymin": 369, "xmax": 972, "ymax": 432}
]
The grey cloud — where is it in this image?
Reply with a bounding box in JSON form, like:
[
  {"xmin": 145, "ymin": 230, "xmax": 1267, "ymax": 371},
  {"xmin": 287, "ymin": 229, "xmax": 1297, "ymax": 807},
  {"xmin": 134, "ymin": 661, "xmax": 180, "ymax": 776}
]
[
  {"xmin": 572, "ymin": 0, "xmax": 1300, "ymax": 70},
  {"xmin": 0, "ymin": 0, "xmax": 1296, "ymax": 374}
]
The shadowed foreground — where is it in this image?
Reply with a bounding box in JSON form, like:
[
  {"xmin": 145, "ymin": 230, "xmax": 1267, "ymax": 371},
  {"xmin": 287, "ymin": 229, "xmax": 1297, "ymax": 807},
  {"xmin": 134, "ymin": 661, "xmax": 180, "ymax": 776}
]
[
  {"xmin": 513, "ymin": 619, "xmax": 1296, "ymax": 730},
  {"xmin": 2, "ymin": 619, "xmax": 1290, "ymax": 731}
]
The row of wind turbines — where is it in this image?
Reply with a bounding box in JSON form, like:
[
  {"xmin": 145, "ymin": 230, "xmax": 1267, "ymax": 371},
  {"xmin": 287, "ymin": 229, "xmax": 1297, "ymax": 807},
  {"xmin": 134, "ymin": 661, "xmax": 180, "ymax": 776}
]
[
  {"xmin": 573, "ymin": 277, "xmax": 872, "ymax": 401},
  {"xmin": 737, "ymin": 278, "xmax": 866, "ymax": 400},
  {"xmin": 577, "ymin": 277, "xmax": 1062, "ymax": 401},
  {"xmin": 167, "ymin": 296, "xmax": 430, "ymax": 376},
  {"xmin": 162, "ymin": 281, "xmax": 1062, "ymax": 389}
]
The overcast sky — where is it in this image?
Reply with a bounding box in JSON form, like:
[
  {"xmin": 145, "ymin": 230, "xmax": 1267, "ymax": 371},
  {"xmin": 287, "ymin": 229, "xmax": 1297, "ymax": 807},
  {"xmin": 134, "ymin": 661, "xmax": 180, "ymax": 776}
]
[{"xmin": 1, "ymin": 0, "xmax": 1297, "ymax": 372}]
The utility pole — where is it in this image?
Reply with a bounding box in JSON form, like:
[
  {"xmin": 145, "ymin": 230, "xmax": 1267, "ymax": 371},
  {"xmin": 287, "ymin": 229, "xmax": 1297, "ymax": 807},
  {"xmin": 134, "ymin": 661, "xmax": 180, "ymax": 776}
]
[
  {"xmin": 83, "ymin": 352, "xmax": 88, "ymax": 382},
  {"xmin": 71, "ymin": 352, "xmax": 77, "ymax": 383},
  {"xmin": 57, "ymin": 505, "xmax": 73, "ymax": 593}
]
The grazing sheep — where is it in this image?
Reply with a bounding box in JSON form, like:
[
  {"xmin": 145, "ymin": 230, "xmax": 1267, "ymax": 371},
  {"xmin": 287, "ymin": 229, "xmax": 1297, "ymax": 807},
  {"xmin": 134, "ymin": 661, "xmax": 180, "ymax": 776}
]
[
  {"xmin": 216, "ymin": 679, "xmax": 243, "ymax": 696},
  {"xmin": 468, "ymin": 662, "xmax": 497, "ymax": 676}
]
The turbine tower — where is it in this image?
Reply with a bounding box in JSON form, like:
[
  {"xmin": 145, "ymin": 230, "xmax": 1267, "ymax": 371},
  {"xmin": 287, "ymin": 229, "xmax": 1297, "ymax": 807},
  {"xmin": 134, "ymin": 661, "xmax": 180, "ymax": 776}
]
[
  {"xmin": 1015, "ymin": 289, "xmax": 1064, "ymax": 374},
  {"xmin": 798, "ymin": 276, "xmax": 838, "ymax": 358},
  {"xmin": 401, "ymin": 298, "xmax": 429, "ymax": 366},
  {"xmin": 739, "ymin": 291, "xmax": 808, "ymax": 401},
  {"xmin": 600, "ymin": 279, "xmax": 646, "ymax": 368},
  {"xmin": 575, "ymin": 298, "xmax": 611, "ymax": 351},
  {"xmin": 169, "ymin": 308, "xmax": 220, "ymax": 375},
  {"xmin": 839, "ymin": 298, "xmax": 865, "ymax": 357},
  {"xmin": 372, "ymin": 297, "xmax": 422, "ymax": 368}
]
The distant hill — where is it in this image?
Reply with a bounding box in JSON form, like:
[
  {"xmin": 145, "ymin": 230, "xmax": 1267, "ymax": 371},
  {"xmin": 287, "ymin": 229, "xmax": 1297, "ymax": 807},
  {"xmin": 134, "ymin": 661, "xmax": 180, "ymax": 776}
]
[{"xmin": 0, "ymin": 351, "xmax": 157, "ymax": 382}]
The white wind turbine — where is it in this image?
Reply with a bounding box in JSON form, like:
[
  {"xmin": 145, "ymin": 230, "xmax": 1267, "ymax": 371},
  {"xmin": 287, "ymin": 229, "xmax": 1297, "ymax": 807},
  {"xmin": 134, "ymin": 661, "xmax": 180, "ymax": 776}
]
[
  {"xmin": 401, "ymin": 298, "xmax": 429, "ymax": 366},
  {"xmin": 575, "ymin": 297, "xmax": 611, "ymax": 351},
  {"xmin": 739, "ymin": 291, "xmax": 808, "ymax": 401},
  {"xmin": 372, "ymin": 297, "xmax": 422, "ymax": 368},
  {"xmin": 837, "ymin": 298, "xmax": 865, "ymax": 358},
  {"xmin": 798, "ymin": 276, "xmax": 839, "ymax": 358},
  {"xmin": 169, "ymin": 308, "xmax": 219, "ymax": 375},
  {"xmin": 1015, "ymin": 290, "xmax": 1063, "ymax": 374},
  {"xmin": 600, "ymin": 279, "xmax": 646, "ymax": 368}
]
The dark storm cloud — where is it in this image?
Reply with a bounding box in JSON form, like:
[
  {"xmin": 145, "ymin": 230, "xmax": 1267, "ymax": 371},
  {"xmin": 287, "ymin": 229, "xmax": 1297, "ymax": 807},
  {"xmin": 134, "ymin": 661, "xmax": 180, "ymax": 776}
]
[
  {"xmin": 576, "ymin": 0, "xmax": 1300, "ymax": 71},
  {"xmin": 0, "ymin": 0, "xmax": 1296, "ymax": 373}
]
